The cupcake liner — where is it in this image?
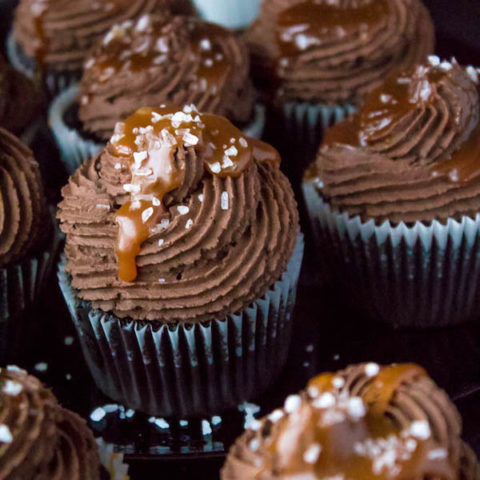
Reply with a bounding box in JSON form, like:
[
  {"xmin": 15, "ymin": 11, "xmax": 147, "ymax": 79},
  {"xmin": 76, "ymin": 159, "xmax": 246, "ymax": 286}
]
[
  {"xmin": 303, "ymin": 181, "xmax": 480, "ymax": 329},
  {"xmin": 282, "ymin": 102, "xmax": 356, "ymax": 178},
  {"xmin": 49, "ymin": 83, "xmax": 266, "ymax": 175},
  {"xmin": 48, "ymin": 84, "xmax": 104, "ymax": 174},
  {"xmin": 6, "ymin": 31, "xmax": 81, "ymax": 98},
  {"xmin": 97, "ymin": 439, "xmax": 130, "ymax": 480},
  {"xmin": 58, "ymin": 234, "xmax": 304, "ymax": 417},
  {"xmin": 0, "ymin": 211, "xmax": 63, "ymax": 361},
  {"xmin": 192, "ymin": 0, "xmax": 261, "ymax": 29}
]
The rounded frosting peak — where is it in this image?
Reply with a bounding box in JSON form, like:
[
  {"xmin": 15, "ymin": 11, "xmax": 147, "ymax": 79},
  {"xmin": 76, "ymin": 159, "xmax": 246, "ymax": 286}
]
[
  {"xmin": 312, "ymin": 59, "xmax": 480, "ymax": 223},
  {"xmin": 246, "ymin": 0, "xmax": 434, "ymax": 104},
  {"xmin": 58, "ymin": 104, "xmax": 298, "ymax": 322},
  {"xmin": 0, "ymin": 366, "xmax": 100, "ymax": 479},
  {"xmin": 13, "ymin": 0, "xmax": 178, "ymax": 72},
  {"xmin": 222, "ymin": 363, "xmax": 479, "ymax": 480},
  {"xmin": 0, "ymin": 128, "xmax": 48, "ymax": 267},
  {"xmin": 78, "ymin": 13, "xmax": 255, "ymax": 140}
]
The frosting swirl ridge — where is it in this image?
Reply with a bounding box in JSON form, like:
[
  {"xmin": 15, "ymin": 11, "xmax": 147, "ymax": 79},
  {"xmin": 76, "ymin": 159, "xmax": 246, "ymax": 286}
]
[
  {"xmin": 79, "ymin": 14, "xmax": 255, "ymax": 140},
  {"xmin": 58, "ymin": 105, "xmax": 299, "ymax": 322},
  {"xmin": 246, "ymin": 0, "xmax": 434, "ymax": 105},
  {"xmin": 0, "ymin": 128, "xmax": 48, "ymax": 267},
  {"xmin": 312, "ymin": 59, "xmax": 480, "ymax": 223}
]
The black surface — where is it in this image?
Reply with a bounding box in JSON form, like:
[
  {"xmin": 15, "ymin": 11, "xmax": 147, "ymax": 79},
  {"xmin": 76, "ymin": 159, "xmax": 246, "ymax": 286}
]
[{"xmin": 2, "ymin": 2, "xmax": 480, "ymax": 479}]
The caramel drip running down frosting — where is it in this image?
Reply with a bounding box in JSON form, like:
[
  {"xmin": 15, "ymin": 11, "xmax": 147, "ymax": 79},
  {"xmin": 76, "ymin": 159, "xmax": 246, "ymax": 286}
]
[
  {"xmin": 312, "ymin": 58, "xmax": 480, "ymax": 223},
  {"xmin": 246, "ymin": 0, "xmax": 434, "ymax": 105},
  {"xmin": 0, "ymin": 366, "xmax": 100, "ymax": 479},
  {"xmin": 58, "ymin": 104, "xmax": 297, "ymax": 322},
  {"xmin": 79, "ymin": 14, "xmax": 255, "ymax": 140},
  {"xmin": 112, "ymin": 105, "xmax": 273, "ymax": 282},
  {"xmin": 222, "ymin": 363, "xmax": 478, "ymax": 480}
]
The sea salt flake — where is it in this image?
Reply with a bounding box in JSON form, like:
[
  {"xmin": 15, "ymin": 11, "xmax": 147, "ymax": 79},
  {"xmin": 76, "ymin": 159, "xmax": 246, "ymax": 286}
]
[
  {"xmin": 284, "ymin": 394, "xmax": 301, "ymax": 413},
  {"xmin": 225, "ymin": 146, "xmax": 238, "ymax": 157},
  {"xmin": 90, "ymin": 407, "xmax": 106, "ymax": 422},
  {"xmin": 410, "ymin": 421, "xmax": 431, "ymax": 440},
  {"xmin": 221, "ymin": 191, "xmax": 229, "ymax": 210},
  {"xmin": 160, "ymin": 219, "xmax": 170, "ymax": 229},
  {"xmin": 348, "ymin": 397, "xmax": 366, "ymax": 420},
  {"xmin": 0, "ymin": 425, "xmax": 12, "ymax": 443},
  {"xmin": 185, "ymin": 219, "xmax": 193, "ymax": 229},
  {"xmin": 303, "ymin": 444, "xmax": 322, "ymax": 464},
  {"xmin": 158, "ymin": 278, "xmax": 165, "ymax": 283},
  {"xmin": 124, "ymin": 184, "xmax": 141, "ymax": 194},
  {"xmin": 133, "ymin": 151, "xmax": 148, "ymax": 163},
  {"xmin": 250, "ymin": 439, "xmax": 260, "ymax": 451},
  {"xmin": 428, "ymin": 449, "xmax": 447, "ymax": 459},
  {"xmin": 177, "ymin": 205, "xmax": 189, "ymax": 215},
  {"xmin": 427, "ymin": 55, "xmax": 440, "ymax": 66},
  {"xmin": 202, "ymin": 420, "xmax": 212, "ymax": 435},
  {"xmin": 6, "ymin": 366, "xmax": 26, "ymax": 373},
  {"xmin": 211, "ymin": 416, "xmax": 222, "ymax": 426},
  {"xmin": 239, "ymin": 137, "xmax": 249, "ymax": 148},
  {"xmin": 332, "ymin": 377, "xmax": 345, "ymax": 389},
  {"xmin": 199, "ymin": 39, "xmax": 212, "ymax": 50},
  {"xmin": 210, "ymin": 162, "xmax": 221, "ymax": 173},
  {"xmin": 440, "ymin": 61, "xmax": 452, "ymax": 71},
  {"xmin": 198, "ymin": 193, "xmax": 204, "ymax": 202},
  {"xmin": 114, "ymin": 163, "xmax": 122, "ymax": 170},
  {"xmin": 3, "ymin": 381, "xmax": 22, "ymax": 396},
  {"xmin": 142, "ymin": 207, "xmax": 154, "ymax": 223},
  {"xmin": 158, "ymin": 238, "xmax": 164, "ymax": 247},
  {"xmin": 466, "ymin": 65, "xmax": 479, "ymax": 84},
  {"xmin": 268, "ymin": 409, "xmax": 284, "ymax": 422},
  {"xmin": 365, "ymin": 363, "xmax": 380, "ymax": 377},
  {"xmin": 314, "ymin": 392, "xmax": 335, "ymax": 409}
]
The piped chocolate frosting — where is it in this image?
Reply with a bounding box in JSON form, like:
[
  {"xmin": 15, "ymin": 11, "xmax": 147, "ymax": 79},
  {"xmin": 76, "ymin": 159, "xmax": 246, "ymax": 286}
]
[
  {"xmin": 222, "ymin": 363, "xmax": 480, "ymax": 480},
  {"xmin": 310, "ymin": 58, "xmax": 480, "ymax": 223},
  {"xmin": 246, "ymin": 0, "xmax": 434, "ymax": 105},
  {"xmin": 78, "ymin": 13, "xmax": 255, "ymax": 140},
  {"xmin": 58, "ymin": 105, "xmax": 298, "ymax": 322},
  {"xmin": 0, "ymin": 366, "xmax": 100, "ymax": 479},
  {"xmin": 0, "ymin": 128, "xmax": 48, "ymax": 267},
  {"xmin": 12, "ymin": 0, "xmax": 182, "ymax": 73}
]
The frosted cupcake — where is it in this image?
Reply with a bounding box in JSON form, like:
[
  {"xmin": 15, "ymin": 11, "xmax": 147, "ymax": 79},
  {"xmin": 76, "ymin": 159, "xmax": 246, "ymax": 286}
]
[
  {"xmin": 57, "ymin": 104, "xmax": 302, "ymax": 417},
  {"xmin": 246, "ymin": 0, "xmax": 434, "ymax": 174},
  {"xmin": 0, "ymin": 128, "xmax": 59, "ymax": 361},
  {"xmin": 8, "ymin": 0, "xmax": 177, "ymax": 97},
  {"xmin": 222, "ymin": 363, "xmax": 480, "ymax": 479},
  {"xmin": 303, "ymin": 58, "xmax": 480, "ymax": 328},
  {"xmin": 49, "ymin": 12, "xmax": 261, "ymax": 174},
  {"xmin": 0, "ymin": 365, "xmax": 128, "ymax": 479}
]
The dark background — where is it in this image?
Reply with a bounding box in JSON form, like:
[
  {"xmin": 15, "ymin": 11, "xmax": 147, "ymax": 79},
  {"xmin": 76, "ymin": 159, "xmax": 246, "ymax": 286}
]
[{"xmin": 2, "ymin": 1, "xmax": 480, "ymax": 479}]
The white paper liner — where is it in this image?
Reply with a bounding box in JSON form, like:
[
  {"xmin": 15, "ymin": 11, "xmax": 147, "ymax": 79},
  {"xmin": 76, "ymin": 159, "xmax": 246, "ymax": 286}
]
[
  {"xmin": 58, "ymin": 234, "xmax": 304, "ymax": 417},
  {"xmin": 303, "ymin": 181, "xmax": 480, "ymax": 328},
  {"xmin": 97, "ymin": 439, "xmax": 130, "ymax": 480},
  {"xmin": 192, "ymin": 0, "xmax": 261, "ymax": 29},
  {"xmin": 7, "ymin": 31, "xmax": 81, "ymax": 98},
  {"xmin": 49, "ymin": 84, "xmax": 266, "ymax": 175}
]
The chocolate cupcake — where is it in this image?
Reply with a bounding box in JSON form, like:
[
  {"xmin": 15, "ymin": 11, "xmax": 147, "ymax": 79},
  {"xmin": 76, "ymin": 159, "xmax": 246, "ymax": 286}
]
[
  {"xmin": 0, "ymin": 365, "xmax": 129, "ymax": 479},
  {"xmin": 303, "ymin": 58, "xmax": 480, "ymax": 328},
  {"xmin": 49, "ymin": 12, "xmax": 262, "ymax": 174},
  {"xmin": 7, "ymin": 0, "xmax": 177, "ymax": 97},
  {"xmin": 222, "ymin": 363, "xmax": 480, "ymax": 480},
  {"xmin": 0, "ymin": 128, "xmax": 59, "ymax": 360},
  {"xmin": 0, "ymin": 53, "xmax": 41, "ymax": 146},
  {"xmin": 246, "ymin": 0, "xmax": 434, "ymax": 174},
  {"xmin": 57, "ymin": 104, "xmax": 302, "ymax": 417}
]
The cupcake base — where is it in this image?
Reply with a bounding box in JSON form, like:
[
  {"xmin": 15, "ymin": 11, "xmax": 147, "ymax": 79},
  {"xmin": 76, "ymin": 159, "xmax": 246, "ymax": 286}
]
[
  {"xmin": 7, "ymin": 32, "xmax": 81, "ymax": 98},
  {"xmin": 58, "ymin": 234, "xmax": 304, "ymax": 417},
  {"xmin": 303, "ymin": 181, "xmax": 480, "ymax": 329},
  {"xmin": 49, "ymin": 84, "xmax": 267, "ymax": 174}
]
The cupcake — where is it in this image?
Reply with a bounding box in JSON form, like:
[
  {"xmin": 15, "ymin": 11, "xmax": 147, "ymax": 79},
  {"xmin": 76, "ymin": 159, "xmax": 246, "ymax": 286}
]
[
  {"xmin": 49, "ymin": 12, "xmax": 262, "ymax": 174},
  {"xmin": 8, "ymin": 0, "xmax": 178, "ymax": 97},
  {"xmin": 57, "ymin": 104, "xmax": 302, "ymax": 417},
  {"xmin": 303, "ymin": 57, "xmax": 480, "ymax": 328},
  {"xmin": 0, "ymin": 128, "xmax": 59, "ymax": 361},
  {"xmin": 0, "ymin": 365, "xmax": 129, "ymax": 479},
  {"xmin": 246, "ymin": 0, "xmax": 434, "ymax": 175},
  {"xmin": 192, "ymin": 0, "xmax": 262, "ymax": 30},
  {"xmin": 0, "ymin": 53, "xmax": 41, "ymax": 146},
  {"xmin": 222, "ymin": 363, "xmax": 480, "ymax": 480}
]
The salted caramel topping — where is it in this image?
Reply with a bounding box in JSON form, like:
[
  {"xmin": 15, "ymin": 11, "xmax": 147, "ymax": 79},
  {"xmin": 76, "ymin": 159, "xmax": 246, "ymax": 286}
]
[
  {"xmin": 276, "ymin": 0, "xmax": 389, "ymax": 58},
  {"xmin": 271, "ymin": 364, "xmax": 454, "ymax": 480},
  {"xmin": 323, "ymin": 65, "xmax": 450, "ymax": 148},
  {"xmin": 112, "ymin": 105, "xmax": 261, "ymax": 282}
]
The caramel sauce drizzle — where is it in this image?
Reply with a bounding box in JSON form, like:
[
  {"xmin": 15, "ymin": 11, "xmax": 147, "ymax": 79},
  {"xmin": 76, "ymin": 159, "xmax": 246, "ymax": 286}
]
[
  {"xmin": 275, "ymin": 0, "xmax": 389, "ymax": 58},
  {"xmin": 271, "ymin": 364, "xmax": 455, "ymax": 480},
  {"xmin": 112, "ymin": 105, "xmax": 276, "ymax": 282},
  {"xmin": 88, "ymin": 16, "xmax": 231, "ymax": 93}
]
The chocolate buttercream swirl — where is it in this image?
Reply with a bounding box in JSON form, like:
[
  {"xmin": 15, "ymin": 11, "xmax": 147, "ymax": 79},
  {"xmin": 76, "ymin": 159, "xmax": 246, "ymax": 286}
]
[
  {"xmin": 12, "ymin": 0, "xmax": 180, "ymax": 73},
  {"xmin": 0, "ymin": 58, "xmax": 41, "ymax": 136},
  {"xmin": 78, "ymin": 13, "xmax": 255, "ymax": 140},
  {"xmin": 58, "ymin": 105, "xmax": 298, "ymax": 322},
  {"xmin": 0, "ymin": 366, "xmax": 100, "ymax": 479},
  {"xmin": 222, "ymin": 363, "xmax": 479, "ymax": 480},
  {"xmin": 312, "ymin": 59, "xmax": 480, "ymax": 223},
  {"xmin": 0, "ymin": 128, "xmax": 48, "ymax": 267},
  {"xmin": 246, "ymin": 0, "xmax": 434, "ymax": 105}
]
